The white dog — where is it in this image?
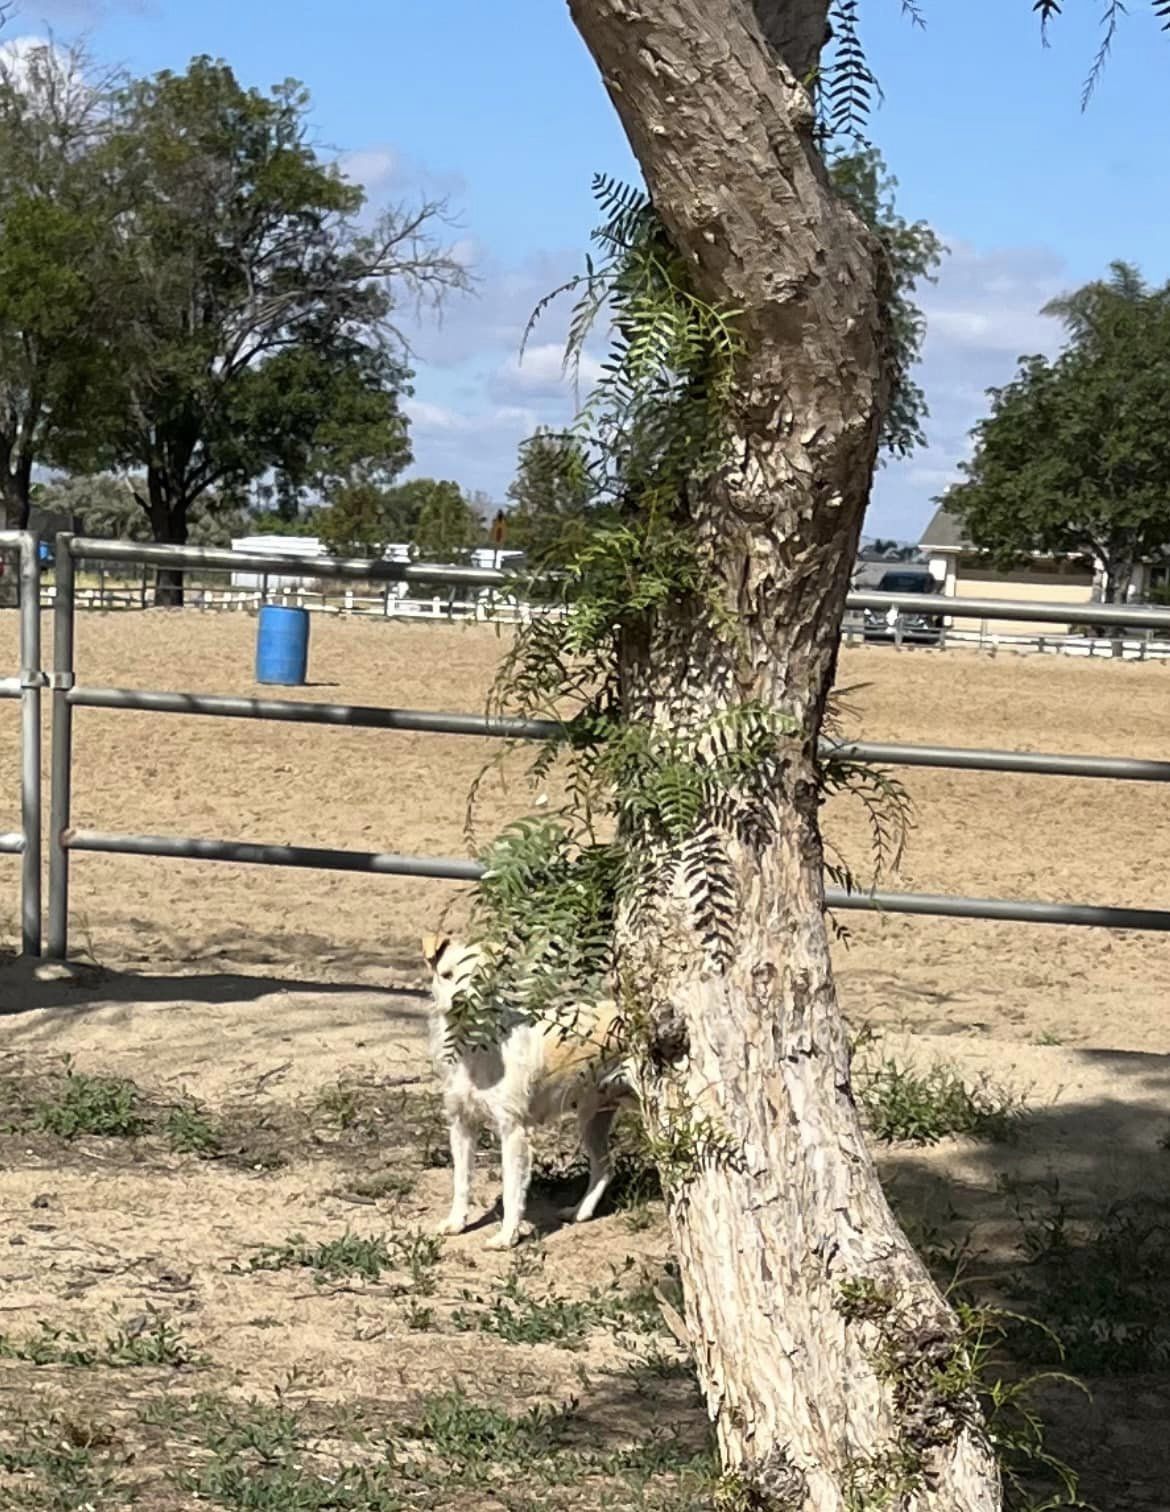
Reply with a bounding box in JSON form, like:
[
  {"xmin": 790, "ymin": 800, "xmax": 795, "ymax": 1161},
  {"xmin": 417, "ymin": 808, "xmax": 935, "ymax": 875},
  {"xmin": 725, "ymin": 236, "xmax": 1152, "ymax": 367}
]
[{"xmin": 421, "ymin": 933, "xmax": 634, "ymax": 1249}]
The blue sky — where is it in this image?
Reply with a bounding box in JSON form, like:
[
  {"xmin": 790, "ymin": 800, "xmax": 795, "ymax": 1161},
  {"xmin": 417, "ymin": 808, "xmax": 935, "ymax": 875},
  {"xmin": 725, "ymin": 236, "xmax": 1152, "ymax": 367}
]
[{"xmin": 12, "ymin": 0, "xmax": 1170, "ymax": 539}]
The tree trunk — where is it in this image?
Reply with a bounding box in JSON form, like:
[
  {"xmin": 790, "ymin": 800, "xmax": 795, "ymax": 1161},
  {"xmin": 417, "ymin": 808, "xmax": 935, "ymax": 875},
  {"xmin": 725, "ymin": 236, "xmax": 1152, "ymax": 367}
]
[
  {"xmin": 1, "ymin": 459, "xmax": 33, "ymax": 530},
  {"xmin": 568, "ymin": 1, "xmax": 1001, "ymax": 1505},
  {"xmin": 1100, "ymin": 537, "xmax": 1138, "ymax": 658},
  {"xmin": 145, "ymin": 467, "xmax": 189, "ymax": 608},
  {"xmin": 0, "ymin": 468, "xmax": 30, "ymax": 606}
]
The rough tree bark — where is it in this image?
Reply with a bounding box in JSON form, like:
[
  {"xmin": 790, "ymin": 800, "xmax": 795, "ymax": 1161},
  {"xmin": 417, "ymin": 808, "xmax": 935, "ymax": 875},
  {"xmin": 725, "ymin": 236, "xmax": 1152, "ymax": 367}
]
[
  {"xmin": 567, "ymin": 1, "xmax": 1002, "ymax": 1506},
  {"xmin": 140, "ymin": 469, "xmax": 190, "ymax": 608},
  {"xmin": 0, "ymin": 443, "xmax": 32, "ymax": 605}
]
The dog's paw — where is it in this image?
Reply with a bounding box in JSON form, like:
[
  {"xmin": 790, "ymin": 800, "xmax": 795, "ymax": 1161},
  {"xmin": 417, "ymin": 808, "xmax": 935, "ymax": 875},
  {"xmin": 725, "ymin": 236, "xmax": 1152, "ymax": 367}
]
[
  {"xmin": 435, "ymin": 1215, "xmax": 468, "ymax": 1237},
  {"xmin": 484, "ymin": 1219, "xmax": 533, "ymax": 1250}
]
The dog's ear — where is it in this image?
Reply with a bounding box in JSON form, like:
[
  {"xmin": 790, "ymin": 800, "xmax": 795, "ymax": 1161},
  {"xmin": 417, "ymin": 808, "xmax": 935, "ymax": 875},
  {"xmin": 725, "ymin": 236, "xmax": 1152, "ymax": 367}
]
[{"xmin": 421, "ymin": 933, "xmax": 450, "ymax": 970}]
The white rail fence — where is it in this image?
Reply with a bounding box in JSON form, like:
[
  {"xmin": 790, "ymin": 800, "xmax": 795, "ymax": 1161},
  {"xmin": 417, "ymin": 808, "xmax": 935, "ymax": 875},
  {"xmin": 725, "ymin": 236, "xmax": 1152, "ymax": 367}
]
[{"xmin": 35, "ymin": 570, "xmax": 1170, "ymax": 657}]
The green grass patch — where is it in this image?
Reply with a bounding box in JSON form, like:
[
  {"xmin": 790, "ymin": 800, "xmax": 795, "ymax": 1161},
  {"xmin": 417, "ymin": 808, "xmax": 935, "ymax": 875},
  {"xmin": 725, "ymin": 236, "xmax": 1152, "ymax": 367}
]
[
  {"xmin": 857, "ymin": 1054, "xmax": 1024, "ymax": 1145},
  {"xmin": 243, "ymin": 1229, "xmax": 443, "ymax": 1290},
  {"xmin": 1011, "ymin": 1194, "xmax": 1170, "ymax": 1375},
  {"xmin": 35, "ymin": 1069, "xmax": 147, "ymax": 1140},
  {"xmin": 451, "ymin": 1259, "xmax": 674, "ymax": 1351},
  {"xmin": 0, "ymin": 1311, "xmax": 202, "ymax": 1369},
  {"xmin": 164, "ymin": 1098, "xmax": 224, "ymax": 1157}
]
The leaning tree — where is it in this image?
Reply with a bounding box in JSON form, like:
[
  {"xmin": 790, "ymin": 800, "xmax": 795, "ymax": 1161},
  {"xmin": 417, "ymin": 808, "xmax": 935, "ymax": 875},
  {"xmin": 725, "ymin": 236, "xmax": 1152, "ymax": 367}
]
[{"xmin": 456, "ymin": 3, "xmax": 1165, "ymax": 1509}]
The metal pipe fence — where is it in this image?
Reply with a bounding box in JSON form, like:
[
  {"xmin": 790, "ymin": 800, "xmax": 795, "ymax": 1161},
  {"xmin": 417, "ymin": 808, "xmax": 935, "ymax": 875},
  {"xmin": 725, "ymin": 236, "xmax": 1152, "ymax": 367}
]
[
  {"xmin": 25, "ymin": 532, "xmax": 1170, "ymax": 958},
  {"xmin": 0, "ymin": 531, "xmax": 42, "ymax": 955}
]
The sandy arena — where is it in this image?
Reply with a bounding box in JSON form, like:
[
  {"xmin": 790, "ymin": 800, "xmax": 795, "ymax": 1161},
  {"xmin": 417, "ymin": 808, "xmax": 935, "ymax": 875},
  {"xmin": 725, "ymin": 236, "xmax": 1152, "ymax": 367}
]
[{"xmin": 0, "ymin": 608, "xmax": 1168, "ymax": 1509}]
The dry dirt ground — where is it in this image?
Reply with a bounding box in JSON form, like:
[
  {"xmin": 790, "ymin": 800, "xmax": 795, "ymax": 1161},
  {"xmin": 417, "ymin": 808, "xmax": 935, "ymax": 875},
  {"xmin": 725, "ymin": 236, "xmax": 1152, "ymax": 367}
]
[{"xmin": 0, "ymin": 609, "xmax": 1168, "ymax": 1509}]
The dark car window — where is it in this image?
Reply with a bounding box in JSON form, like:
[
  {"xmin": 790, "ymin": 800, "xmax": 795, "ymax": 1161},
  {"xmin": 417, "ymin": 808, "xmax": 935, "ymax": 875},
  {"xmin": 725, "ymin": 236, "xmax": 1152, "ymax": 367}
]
[{"xmin": 878, "ymin": 572, "xmax": 935, "ymax": 594}]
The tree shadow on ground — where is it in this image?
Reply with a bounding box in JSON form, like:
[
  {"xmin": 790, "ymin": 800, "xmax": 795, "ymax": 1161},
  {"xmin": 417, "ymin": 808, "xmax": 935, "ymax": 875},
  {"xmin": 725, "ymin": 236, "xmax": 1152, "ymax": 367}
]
[
  {"xmin": 0, "ymin": 954, "xmax": 427, "ymax": 1039},
  {"xmin": 43, "ymin": 917, "xmax": 431, "ymax": 982},
  {"xmin": 878, "ymin": 1046, "xmax": 1170, "ymax": 1510}
]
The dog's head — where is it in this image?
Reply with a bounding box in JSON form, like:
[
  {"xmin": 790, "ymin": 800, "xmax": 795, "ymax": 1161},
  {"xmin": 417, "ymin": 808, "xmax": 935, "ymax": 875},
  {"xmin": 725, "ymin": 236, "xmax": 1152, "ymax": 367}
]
[{"xmin": 420, "ymin": 933, "xmax": 489, "ymax": 1013}]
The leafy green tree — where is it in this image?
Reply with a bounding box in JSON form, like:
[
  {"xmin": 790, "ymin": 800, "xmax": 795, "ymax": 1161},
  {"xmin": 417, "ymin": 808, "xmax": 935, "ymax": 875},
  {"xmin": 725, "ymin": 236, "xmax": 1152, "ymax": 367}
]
[
  {"xmin": 317, "ymin": 477, "xmax": 403, "ymax": 557},
  {"xmin": 382, "ymin": 477, "xmax": 459, "ymax": 541},
  {"xmin": 81, "ymin": 56, "xmax": 465, "ymax": 601},
  {"xmin": 31, "ymin": 472, "xmax": 242, "ymax": 546},
  {"xmin": 0, "ymin": 42, "xmax": 124, "ymax": 531},
  {"xmin": 504, "ymin": 428, "xmax": 596, "ymax": 564},
  {"xmin": 943, "ymin": 262, "xmax": 1170, "ymax": 602},
  {"xmin": 413, "ymin": 479, "xmax": 481, "ymax": 560},
  {"xmin": 31, "ymin": 474, "xmax": 147, "ymax": 541},
  {"xmin": 316, "ymin": 474, "xmax": 482, "ymax": 557}
]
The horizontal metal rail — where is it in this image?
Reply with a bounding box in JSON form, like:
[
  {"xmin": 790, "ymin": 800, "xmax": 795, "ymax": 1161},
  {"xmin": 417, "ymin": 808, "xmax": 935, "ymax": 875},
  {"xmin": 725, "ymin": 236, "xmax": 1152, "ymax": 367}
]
[
  {"xmin": 824, "ymin": 740, "xmax": 1170, "ymax": 784},
  {"xmin": 0, "ymin": 833, "xmax": 24, "ymax": 854},
  {"xmin": 64, "ymin": 535, "xmax": 1170, "ymax": 632},
  {"xmin": 40, "ymin": 532, "xmax": 1170, "ymax": 957},
  {"xmin": 0, "ymin": 677, "xmax": 19, "ymax": 700},
  {"xmin": 60, "ymin": 828, "xmax": 1170, "ymax": 931},
  {"xmin": 65, "ymin": 685, "xmax": 1170, "ymax": 785},
  {"xmin": 67, "ymin": 536, "xmax": 508, "ymax": 589},
  {"xmin": 829, "ymin": 889, "xmax": 1170, "ymax": 931},
  {"xmin": 65, "ymin": 830, "xmax": 483, "ymax": 881},
  {"xmin": 68, "ymin": 686, "xmax": 560, "ymax": 742},
  {"xmin": 848, "ymin": 589, "xmax": 1170, "ymax": 633}
]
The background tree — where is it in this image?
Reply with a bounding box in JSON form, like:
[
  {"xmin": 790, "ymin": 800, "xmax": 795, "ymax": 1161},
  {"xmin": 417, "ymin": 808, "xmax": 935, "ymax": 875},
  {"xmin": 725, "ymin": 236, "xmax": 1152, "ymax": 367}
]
[
  {"xmin": 80, "ymin": 56, "xmax": 465, "ymax": 602},
  {"xmin": 31, "ymin": 471, "xmax": 244, "ymax": 545},
  {"xmin": 30, "ymin": 474, "xmax": 146, "ymax": 541},
  {"xmin": 316, "ymin": 475, "xmax": 401, "ymax": 557},
  {"xmin": 464, "ymin": 3, "xmax": 1167, "ymax": 1507},
  {"xmin": 0, "ymin": 41, "xmax": 123, "ymax": 532},
  {"xmin": 413, "ymin": 478, "xmax": 481, "ymax": 560},
  {"xmin": 316, "ymin": 473, "xmax": 481, "ymax": 557},
  {"xmin": 504, "ymin": 427, "xmax": 596, "ymax": 564},
  {"xmin": 943, "ymin": 261, "xmax": 1170, "ymax": 602}
]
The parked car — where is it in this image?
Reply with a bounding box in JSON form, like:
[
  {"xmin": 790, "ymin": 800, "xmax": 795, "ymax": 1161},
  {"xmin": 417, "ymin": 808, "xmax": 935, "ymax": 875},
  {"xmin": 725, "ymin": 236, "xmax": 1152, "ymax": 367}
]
[{"xmin": 862, "ymin": 569, "xmax": 944, "ymax": 645}]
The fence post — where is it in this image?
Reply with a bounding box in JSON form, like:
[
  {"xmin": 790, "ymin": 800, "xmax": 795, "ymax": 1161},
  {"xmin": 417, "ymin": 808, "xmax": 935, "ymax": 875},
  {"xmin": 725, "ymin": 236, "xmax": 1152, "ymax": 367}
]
[
  {"xmin": 47, "ymin": 535, "xmax": 76, "ymax": 960},
  {"xmin": 18, "ymin": 534, "xmax": 42, "ymax": 955}
]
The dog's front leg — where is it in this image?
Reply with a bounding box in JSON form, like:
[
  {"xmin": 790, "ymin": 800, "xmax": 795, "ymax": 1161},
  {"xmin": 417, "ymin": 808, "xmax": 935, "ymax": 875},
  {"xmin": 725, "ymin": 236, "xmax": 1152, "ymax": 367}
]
[
  {"xmin": 435, "ymin": 1112, "xmax": 475, "ymax": 1236},
  {"xmin": 485, "ymin": 1119, "xmax": 531, "ymax": 1249}
]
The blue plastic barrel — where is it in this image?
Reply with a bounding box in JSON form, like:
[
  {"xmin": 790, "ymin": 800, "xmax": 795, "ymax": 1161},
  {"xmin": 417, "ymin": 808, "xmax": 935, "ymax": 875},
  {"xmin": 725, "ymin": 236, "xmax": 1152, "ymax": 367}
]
[{"xmin": 255, "ymin": 605, "xmax": 311, "ymax": 686}]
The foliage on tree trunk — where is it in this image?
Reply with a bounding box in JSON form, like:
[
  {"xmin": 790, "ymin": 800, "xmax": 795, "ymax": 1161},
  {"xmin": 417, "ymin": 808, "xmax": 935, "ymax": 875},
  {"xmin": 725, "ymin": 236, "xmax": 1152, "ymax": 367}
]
[
  {"xmin": 453, "ymin": 0, "xmax": 1163, "ymax": 1505},
  {"xmin": 503, "ymin": 427, "xmax": 597, "ymax": 566}
]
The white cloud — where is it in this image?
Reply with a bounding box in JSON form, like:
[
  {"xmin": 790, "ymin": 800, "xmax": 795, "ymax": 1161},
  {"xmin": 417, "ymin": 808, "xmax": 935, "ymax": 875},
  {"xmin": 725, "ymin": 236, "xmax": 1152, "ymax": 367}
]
[
  {"xmin": 334, "ymin": 141, "xmax": 468, "ymax": 211},
  {"xmin": 402, "ymin": 398, "xmax": 548, "ymax": 498},
  {"xmin": 868, "ymin": 239, "xmax": 1070, "ymax": 541},
  {"xmin": 337, "ymin": 146, "xmax": 400, "ymax": 196},
  {"xmin": 925, "ymin": 306, "xmax": 1055, "ymax": 352},
  {"xmin": 401, "ymin": 247, "xmax": 584, "ymax": 369},
  {"xmin": 405, "ymin": 398, "xmax": 540, "ymax": 435},
  {"xmin": 399, "ymin": 225, "xmax": 1078, "ymax": 533},
  {"xmin": 489, "ymin": 340, "xmax": 604, "ymax": 404},
  {"xmin": 0, "ymin": 33, "xmax": 84, "ymax": 92}
]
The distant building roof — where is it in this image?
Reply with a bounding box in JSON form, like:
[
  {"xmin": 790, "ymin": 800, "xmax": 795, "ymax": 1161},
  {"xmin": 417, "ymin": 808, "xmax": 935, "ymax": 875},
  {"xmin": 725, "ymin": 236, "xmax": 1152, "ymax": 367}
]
[{"xmin": 919, "ymin": 505, "xmax": 969, "ymax": 552}]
